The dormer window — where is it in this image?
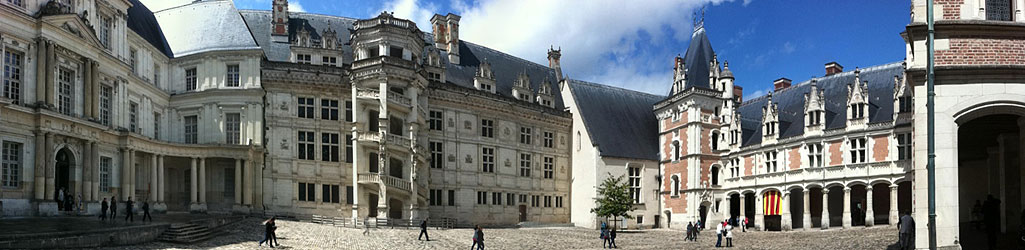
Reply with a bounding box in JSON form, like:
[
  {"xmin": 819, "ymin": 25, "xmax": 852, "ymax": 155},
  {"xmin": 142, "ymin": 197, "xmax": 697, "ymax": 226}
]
[
  {"xmin": 847, "ymin": 69, "xmax": 869, "ymax": 124},
  {"xmin": 851, "ymin": 103, "xmax": 867, "ymax": 119},
  {"xmin": 764, "ymin": 121, "xmax": 777, "ymax": 135},
  {"xmin": 480, "ymin": 82, "xmax": 493, "ymax": 91},
  {"xmin": 805, "ymin": 80, "xmax": 826, "ymax": 128},
  {"xmin": 99, "ymin": 14, "xmax": 112, "ymax": 49},
  {"xmin": 368, "ymin": 47, "xmax": 380, "ymax": 57},
  {"xmin": 808, "ymin": 110, "xmax": 823, "ymax": 126}
]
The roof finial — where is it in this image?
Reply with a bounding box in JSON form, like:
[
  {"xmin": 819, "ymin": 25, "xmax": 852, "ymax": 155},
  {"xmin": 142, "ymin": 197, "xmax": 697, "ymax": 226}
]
[{"xmin": 694, "ymin": 6, "xmax": 706, "ymax": 30}]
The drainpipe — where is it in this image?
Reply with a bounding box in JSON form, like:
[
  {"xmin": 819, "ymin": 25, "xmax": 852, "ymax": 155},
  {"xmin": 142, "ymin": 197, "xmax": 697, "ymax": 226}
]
[{"xmin": 926, "ymin": 0, "xmax": 937, "ymax": 249}]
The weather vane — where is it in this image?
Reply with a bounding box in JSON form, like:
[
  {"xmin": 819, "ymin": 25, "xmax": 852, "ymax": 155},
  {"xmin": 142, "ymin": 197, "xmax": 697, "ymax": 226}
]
[{"xmin": 694, "ymin": 6, "xmax": 706, "ymax": 30}]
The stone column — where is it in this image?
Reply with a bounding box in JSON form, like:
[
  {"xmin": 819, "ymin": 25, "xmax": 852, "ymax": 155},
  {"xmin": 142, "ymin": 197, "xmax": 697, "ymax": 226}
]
[
  {"xmin": 199, "ymin": 158, "xmax": 206, "ymax": 204},
  {"xmin": 821, "ymin": 189, "xmax": 830, "ymax": 229},
  {"xmin": 34, "ymin": 39, "xmax": 46, "ymax": 106},
  {"xmin": 90, "ymin": 61, "xmax": 99, "ymax": 118},
  {"xmin": 44, "ymin": 133, "xmax": 54, "ymax": 199},
  {"xmin": 865, "ymin": 186, "xmax": 875, "ymax": 227},
  {"xmin": 235, "ymin": 159, "xmax": 242, "ymax": 205},
  {"xmin": 842, "ymin": 187, "xmax": 852, "ymax": 229},
  {"xmin": 350, "ymin": 87, "xmax": 361, "ymax": 220},
  {"xmin": 44, "ymin": 40, "xmax": 55, "ymax": 106},
  {"xmin": 889, "ymin": 184, "xmax": 899, "ymax": 226},
  {"xmin": 82, "ymin": 142, "xmax": 92, "ymax": 202},
  {"xmin": 740, "ymin": 193, "xmax": 747, "ymax": 227},
  {"xmin": 83, "ymin": 59, "xmax": 93, "ymax": 118},
  {"xmin": 90, "ymin": 142, "xmax": 99, "ymax": 201},
  {"xmin": 121, "ymin": 148, "xmax": 130, "ymax": 199},
  {"xmin": 128, "ymin": 150, "xmax": 135, "ymax": 199},
  {"xmin": 803, "ymin": 190, "xmax": 812, "ymax": 230},
  {"xmin": 244, "ymin": 159, "xmax": 253, "ymax": 206},
  {"xmin": 190, "ymin": 158, "xmax": 197, "ymax": 204},
  {"xmin": 781, "ymin": 192, "xmax": 791, "ymax": 231},
  {"xmin": 158, "ymin": 155, "xmax": 165, "ymax": 202},
  {"xmin": 150, "ymin": 154, "xmax": 157, "ymax": 203},
  {"xmin": 755, "ymin": 194, "xmax": 764, "ymax": 231},
  {"xmin": 725, "ymin": 196, "xmax": 733, "ymax": 222},
  {"xmin": 33, "ymin": 131, "xmax": 45, "ymax": 200}
]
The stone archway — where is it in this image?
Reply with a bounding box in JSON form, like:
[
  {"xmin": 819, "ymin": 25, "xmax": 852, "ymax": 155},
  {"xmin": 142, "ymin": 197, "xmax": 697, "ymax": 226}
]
[
  {"xmin": 956, "ymin": 113, "xmax": 1023, "ymax": 249},
  {"xmin": 54, "ymin": 147, "xmax": 76, "ymax": 211}
]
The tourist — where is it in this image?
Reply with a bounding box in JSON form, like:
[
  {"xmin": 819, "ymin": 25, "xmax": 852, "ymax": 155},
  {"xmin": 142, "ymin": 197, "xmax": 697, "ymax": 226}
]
[
  {"xmin": 724, "ymin": 221, "xmax": 734, "ymax": 247},
  {"xmin": 110, "ymin": 196, "xmax": 118, "ymax": 219},
  {"xmin": 897, "ymin": 211, "xmax": 914, "ymax": 250},
  {"xmin": 609, "ymin": 228, "xmax": 618, "ymax": 248},
  {"xmin": 124, "ymin": 196, "xmax": 134, "ymax": 222},
  {"xmin": 100, "ymin": 198, "xmax": 109, "ymax": 221},
  {"xmin": 56, "ymin": 188, "xmax": 64, "ymax": 211},
  {"xmin": 601, "ymin": 222, "xmax": 610, "ymax": 248},
  {"xmin": 983, "ymin": 195, "xmax": 1000, "ymax": 250},
  {"xmin": 418, "ymin": 217, "xmax": 430, "ymax": 241},
  {"xmin": 259, "ymin": 217, "xmax": 277, "ymax": 248},
  {"xmin": 362, "ymin": 216, "xmax": 371, "ymax": 235},
  {"xmin": 742, "ymin": 217, "xmax": 748, "ymax": 232},
  {"xmin": 471, "ymin": 225, "xmax": 479, "ymax": 250},
  {"xmin": 970, "ymin": 200, "xmax": 983, "ymax": 230},
  {"xmin": 475, "ymin": 226, "xmax": 485, "ymax": 250},
  {"xmin": 77, "ymin": 193, "xmax": 83, "ymax": 212},
  {"xmin": 142, "ymin": 200, "xmax": 152, "ymax": 222},
  {"xmin": 715, "ymin": 220, "xmax": 724, "ymax": 247},
  {"xmin": 686, "ymin": 222, "xmax": 694, "ymax": 241}
]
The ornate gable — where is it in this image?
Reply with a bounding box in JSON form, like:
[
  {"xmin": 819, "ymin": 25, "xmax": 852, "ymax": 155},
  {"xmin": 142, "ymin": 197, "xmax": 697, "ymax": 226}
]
[
  {"xmin": 804, "ymin": 80, "xmax": 826, "ymax": 132},
  {"xmin": 41, "ymin": 14, "xmax": 105, "ymax": 50},
  {"xmin": 762, "ymin": 93, "xmax": 779, "ymax": 142},
  {"xmin": 846, "ymin": 68, "xmax": 869, "ymax": 126}
]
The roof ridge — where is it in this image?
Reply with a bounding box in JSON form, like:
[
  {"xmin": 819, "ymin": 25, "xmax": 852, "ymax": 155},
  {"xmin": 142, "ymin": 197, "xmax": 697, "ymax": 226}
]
[
  {"xmin": 739, "ymin": 61, "xmax": 903, "ymax": 106},
  {"xmin": 570, "ymin": 79, "xmax": 665, "ymax": 99},
  {"xmin": 460, "ymin": 40, "xmax": 553, "ymax": 71},
  {"xmin": 155, "ymin": 0, "xmax": 229, "ymax": 14},
  {"xmin": 239, "ymin": 9, "xmax": 361, "ymax": 22}
]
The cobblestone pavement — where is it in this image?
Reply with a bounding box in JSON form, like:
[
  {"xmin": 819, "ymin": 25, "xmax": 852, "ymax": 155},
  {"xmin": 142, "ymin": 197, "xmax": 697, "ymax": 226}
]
[{"xmin": 107, "ymin": 218, "xmax": 903, "ymax": 250}]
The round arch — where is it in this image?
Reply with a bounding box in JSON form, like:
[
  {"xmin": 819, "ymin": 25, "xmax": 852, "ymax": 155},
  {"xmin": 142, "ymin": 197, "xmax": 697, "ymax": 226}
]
[{"xmin": 845, "ymin": 180, "xmax": 870, "ymax": 188}]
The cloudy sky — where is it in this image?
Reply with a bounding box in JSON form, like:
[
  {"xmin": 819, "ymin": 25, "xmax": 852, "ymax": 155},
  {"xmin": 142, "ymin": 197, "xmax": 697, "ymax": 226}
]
[{"xmin": 140, "ymin": 0, "xmax": 909, "ymax": 98}]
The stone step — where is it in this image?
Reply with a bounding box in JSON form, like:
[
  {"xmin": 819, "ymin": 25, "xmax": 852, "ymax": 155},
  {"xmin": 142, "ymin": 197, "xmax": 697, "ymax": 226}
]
[{"xmin": 158, "ymin": 222, "xmax": 215, "ymax": 244}]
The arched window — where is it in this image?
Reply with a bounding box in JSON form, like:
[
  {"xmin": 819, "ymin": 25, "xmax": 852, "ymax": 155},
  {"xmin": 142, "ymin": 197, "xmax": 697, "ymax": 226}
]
[
  {"xmin": 711, "ymin": 131, "xmax": 720, "ymax": 151},
  {"xmin": 671, "ymin": 175, "xmax": 681, "ymax": 196},
  {"xmin": 672, "ymin": 141, "xmax": 681, "ymax": 161},
  {"xmin": 576, "ymin": 131, "xmax": 581, "ymax": 151},
  {"xmin": 711, "ymin": 166, "xmax": 720, "ymax": 186}
]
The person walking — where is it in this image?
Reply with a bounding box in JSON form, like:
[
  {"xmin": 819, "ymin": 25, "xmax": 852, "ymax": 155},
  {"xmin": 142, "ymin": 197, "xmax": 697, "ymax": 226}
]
[
  {"xmin": 124, "ymin": 196, "xmax": 134, "ymax": 222},
  {"xmin": 258, "ymin": 217, "xmax": 277, "ymax": 248},
  {"xmin": 475, "ymin": 226, "xmax": 485, "ymax": 250},
  {"xmin": 142, "ymin": 200, "xmax": 152, "ymax": 222},
  {"xmin": 715, "ymin": 220, "xmax": 724, "ymax": 247},
  {"xmin": 471, "ymin": 225, "xmax": 480, "ymax": 250},
  {"xmin": 418, "ymin": 218, "xmax": 430, "ymax": 241},
  {"xmin": 100, "ymin": 198, "xmax": 109, "ymax": 221},
  {"xmin": 609, "ymin": 228, "xmax": 618, "ymax": 249},
  {"xmin": 742, "ymin": 217, "xmax": 748, "ymax": 232},
  {"xmin": 362, "ymin": 216, "xmax": 371, "ymax": 235},
  {"xmin": 110, "ymin": 196, "xmax": 118, "ymax": 219},
  {"xmin": 686, "ymin": 222, "xmax": 694, "ymax": 241},
  {"xmin": 725, "ymin": 221, "xmax": 734, "ymax": 247},
  {"xmin": 898, "ymin": 212, "xmax": 915, "ymax": 250},
  {"xmin": 601, "ymin": 222, "xmax": 610, "ymax": 249}
]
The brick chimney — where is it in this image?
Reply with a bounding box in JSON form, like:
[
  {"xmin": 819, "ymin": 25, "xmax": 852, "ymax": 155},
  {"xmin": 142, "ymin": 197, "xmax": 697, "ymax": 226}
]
[
  {"xmin": 773, "ymin": 77, "xmax": 792, "ymax": 91},
  {"xmin": 825, "ymin": 62, "xmax": 843, "ymax": 76},
  {"xmin": 733, "ymin": 86, "xmax": 743, "ymax": 102}
]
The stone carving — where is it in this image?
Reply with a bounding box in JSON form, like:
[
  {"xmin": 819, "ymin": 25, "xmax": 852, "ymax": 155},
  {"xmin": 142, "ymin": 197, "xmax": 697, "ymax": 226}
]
[
  {"xmin": 280, "ymin": 139, "xmax": 289, "ymax": 150},
  {"xmin": 464, "ymin": 155, "xmax": 472, "ymax": 163},
  {"xmin": 447, "ymin": 154, "xmax": 455, "ymax": 162},
  {"xmin": 504, "ymin": 159, "xmax": 511, "ymax": 167},
  {"xmin": 463, "ymin": 120, "xmax": 471, "ymax": 129}
]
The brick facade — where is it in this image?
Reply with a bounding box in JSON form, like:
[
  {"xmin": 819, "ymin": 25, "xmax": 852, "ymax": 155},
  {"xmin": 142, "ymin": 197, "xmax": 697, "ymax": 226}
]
[
  {"xmin": 936, "ymin": 37, "xmax": 1025, "ymax": 66},
  {"xmin": 937, "ymin": 0, "xmax": 963, "ymax": 20},
  {"xmin": 872, "ymin": 135, "xmax": 890, "ymax": 162},
  {"xmin": 789, "ymin": 146, "xmax": 802, "ymax": 170},
  {"xmin": 828, "ymin": 141, "xmax": 843, "ymax": 166}
]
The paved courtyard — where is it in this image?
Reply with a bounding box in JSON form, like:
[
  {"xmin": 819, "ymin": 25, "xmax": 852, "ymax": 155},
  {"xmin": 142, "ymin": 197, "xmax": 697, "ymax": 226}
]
[{"xmin": 102, "ymin": 218, "xmax": 905, "ymax": 250}]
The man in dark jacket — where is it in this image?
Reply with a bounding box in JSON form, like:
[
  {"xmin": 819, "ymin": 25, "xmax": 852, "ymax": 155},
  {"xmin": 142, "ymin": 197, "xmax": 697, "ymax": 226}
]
[
  {"xmin": 142, "ymin": 200, "xmax": 152, "ymax": 222},
  {"xmin": 124, "ymin": 197, "xmax": 134, "ymax": 222},
  {"xmin": 898, "ymin": 212, "xmax": 915, "ymax": 250},
  {"xmin": 110, "ymin": 196, "xmax": 117, "ymax": 219},
  {"xmin": 100, "ymin": 198, "xmax": 109, "ymax": 220},
  {"xmin": 418, "ymin": 218, "xmax": 430, "ymax": 241}
]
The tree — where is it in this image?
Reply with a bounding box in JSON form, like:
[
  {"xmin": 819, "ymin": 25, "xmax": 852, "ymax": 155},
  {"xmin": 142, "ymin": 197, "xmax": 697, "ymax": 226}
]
[{"xmin": 590, "ymin": 175, "xmax": 636, "ymax": 229}]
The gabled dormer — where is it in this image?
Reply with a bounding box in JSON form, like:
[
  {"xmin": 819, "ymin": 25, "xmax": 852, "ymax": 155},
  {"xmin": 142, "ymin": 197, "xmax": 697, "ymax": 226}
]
[
  {"xmin": 728, "ymin": 110, "xmax": 743, "ymax": 150},
  {"xmin": 322, "ymin": 24, "xmax": 338, "ymax": 49},
  {"xmin": 893, "ymin": 70, "xmax": 913, "ymax": 122},
  {"xmin": 847, "ymin": 68, "xmax": 869, "ymax": 127},
  {"xmin": 671, "ymin": 55, "xmax": 687, "ymax": 95},
  {"xmin": 762, "ymin": 93, "xmax": 780, "ymax": 143},
  {"xmin": 473, "ymin": 60, "xmax": 496, "ymax": 93},
  {"xmin": 512, "ymin": 72, "xmax": 533, "ymax": 103},
  {"xmin": 804, "ymin": 79, "xmax": 826, "ymax": 134},
  {"xmin": 424, "ymin": 47, "xmax": 445, "ymax": 82},
  {"xmin": 294, "ymin": 25, "xmax": 311, "ymax": 47},
  {"xmin": 536, "ymin": 78, "xmax": 555, "ymax": 108}
]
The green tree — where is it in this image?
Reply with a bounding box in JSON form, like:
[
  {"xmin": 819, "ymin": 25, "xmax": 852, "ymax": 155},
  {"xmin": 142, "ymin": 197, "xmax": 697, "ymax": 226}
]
[{"xmin": 590, "ymin": 175, "xmax": 636, "ymax": 229}]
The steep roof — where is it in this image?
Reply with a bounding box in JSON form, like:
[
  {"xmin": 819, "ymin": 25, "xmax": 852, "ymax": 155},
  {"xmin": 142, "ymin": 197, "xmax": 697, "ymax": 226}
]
[
  {"xmin": 737, "ymin": 62, "xmax": 903, "ymax": 146},
  {"xmin": 444, "ymin": 40, "xmax": 566, "ymax": 109},
  {"xmin": 568, "ymin": 80, "xmax": 665, "ymax": 161},
  {"xmin": 125, "ymin": 0, "xmax": 172, "ymax": 58},
  {"xmin": 239, "ymin": 10, "xmax": 356, "ymax": 63},
  {"xmin": 154, "ymin": 0, "xmax": 260, "ymax": 57},
  {"xmin": 669, "ymin": 26, "xmax": 716, "ymax": 95}
]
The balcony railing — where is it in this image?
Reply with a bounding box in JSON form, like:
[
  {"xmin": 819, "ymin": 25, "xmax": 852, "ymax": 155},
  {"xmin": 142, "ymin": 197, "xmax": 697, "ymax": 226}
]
[
  {"xmin": 385, "ymin": 133, "xmax": 411, "ymax": 147},
  {"xmin": 353, "ymin": 88, "xmax": 412, "ymax": 109},
  {"xmin": 357, "ymin": 131, "xmax": 381, "ymax": 143},
  {"xmin": 358, "ymin": 173, "xmax": 411, "ymax": 193},
  {"xmin": 356, "ymin": 88, "xmax": 380, "ymax": 99},
  {"xmin": 387, "ymin": 91, "xmax": 411, "ymax": 107},
  {"xmin": 352, "ymin": 56, "xmax": 415, "ymax": 70}
]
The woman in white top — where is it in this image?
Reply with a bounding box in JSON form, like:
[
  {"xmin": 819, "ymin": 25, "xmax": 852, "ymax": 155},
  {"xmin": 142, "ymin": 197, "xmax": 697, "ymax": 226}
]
[{"xmin": 724, "ymin": 223, "xmax": 734, "ymax": 247}]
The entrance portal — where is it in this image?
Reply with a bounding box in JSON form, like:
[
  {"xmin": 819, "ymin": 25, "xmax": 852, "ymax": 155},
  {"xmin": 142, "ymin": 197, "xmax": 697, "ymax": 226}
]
[
  {"xmin": 957, "ymin": 114, "xmax": 1023, "ymax": 250},
  {"xmin": 55, "ymin": 148, "xmax": 75, "ymax": 211}
]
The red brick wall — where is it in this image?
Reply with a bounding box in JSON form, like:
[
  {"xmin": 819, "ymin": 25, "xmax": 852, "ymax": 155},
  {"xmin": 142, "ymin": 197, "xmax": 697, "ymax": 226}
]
[
  {"xmin": 744, "ymin": 155, "xmax": 754, "ymax": 176},
  {"xmin": 828, "ymin": 141, "xmax": 843, "ymax": 166},
  {"xmin": 936, "ymin": 0, "xmax": 963, "ymax": 20},
  {"xmin": 872, "ymin": 135, "xmax": 890, "ymax": 162},
  {"xmin": 936, "ymin": 37, "xmax": 1025, "ymax": 66},
  {"xmin": 789, "ymin": 146, "xmax": 802, "ymax": 170},
  {"xmin": 662, "ymin": 160, "xmax": 688, "ymax": 212},
  {"xmin": 700, "ymin": 127, "xmax": 711, "ymax": 154}
]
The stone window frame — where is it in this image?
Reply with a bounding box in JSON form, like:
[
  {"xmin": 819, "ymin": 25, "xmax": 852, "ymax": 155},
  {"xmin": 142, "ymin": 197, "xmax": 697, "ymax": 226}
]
[
  {"xmin": 506, "ymin": 193, "xmax": 515, "ymax": 206},
  {"xmin": 429, "ymin": 141, "xmax": 443, "ymax": 169},
  {"xmin": 183, "ymin": 114, "xmax": 198, "ymax": 144},
  {"xmin": 544, "ymin": 195, "xmax": 552, "ymax": 208},
  {"xmin": 98, "ymin": 13, "xmax": 112, "ymax": 49},
  {"xmin": 296, "ymin": 54, "xmax": 312, "ymax": 64},
  {"xmin": 807, "ymin": 142, "xmax": 824, "ymax": 168},
  {"xmin": 128, "ymin": 101, "xmax": 138, "ymax": 133},
  {"xmin": 670, "ymin": 174, "xmax": 681, "ymax": 198},
  {"xmin": 628, "ymin": 165, "xmax": 641, "ymax": 204},
  {"xmin": 322, "ymin": 184, "xmax": 340, "ymax": 204},
  {"xmin": 184, "ymin": 67, "xmax": 197, "ymax": 91},
  {"xmin": 225, "ymin": 112, "xmax": 242, "ymax": 145},
  {"xmin": 556, "ymin": 196, "xmax": 564, "ymax": 208},
  {"xmin": 896, "ymin": 133, "xmax": 912, "ymax": 160},
  {"xmin": 492, "ymin": 191, "xmax": 502, "ymax": 205},
  {"xmin": 297, "ymin": 97, "xmax": 315, "ymax": 119},
  {"xmin": 297, "ymin": 182, "xmax": 316, "ymax": 202},
  {"xmin": 320, "ymin": 132, "xmax": 339, "ymax": 162},
  {"xmin": 481, "ymin": 146, "xmax": 495, "ymax": 173},
  {"xmin": 448, "ymin": 190, "xmax": 456, "ymax": 206},
  {"xmin": 480, "ymin": 118, "xmax": 494, "ymax": 138},
  {"xmin": 320, "ymin": 98, "xmax": 339, "ymax": 121},
  {"xmin": 542, "ymin": 131, "xmax": 554, "ymax": 148},
  {"xmin": 518, "ymin": 153, "xmax": 531, "ymax": 177},
  {"xmin": 297, "ymin": 130, "xmax": 316, "ymax": 160},
  {"xmin": 129, "ymin": 47, "xmax": 137, "ymax": 74},
  {"xmin": 345, "ymin": 134, "xmax": 353, "ymax": 163},
  {"xmin": 3, "ymin": 48, "xmax": 24, "ymax": 105},
  {"xmin": 57, "ymin": 66, "xmax": 75, "ymax": 116},
  {"xmin": 225, "ymin": 63, "xmax": 241, "ymax": 87},
  {"xmin": 428, "ymin": 110, "xmax": 443, "ymax": 131},
  {"xmin": 848, "ymin": 137, "xmax": 868, "ymax": 164},
  {"xmin": 153, "ymin": 112, "xmax": 161, "ymax": 140},
  {"xmin": 476, "ymin": 191, "xmax": 487, "ymax": 205},
  {"xmin": 764, "ymin": 150, "xmax": 778, "ymax": 173},
  {"xmin": 1, "ymin": 140, "xmax": 22, "ymax": 188},
  {"xmin": 542, "ymin": 156, "xmax": 554, "ymax": 179},
  {"xmin": 345, "ymin": 100, "xmax": 353, "ymax": 122},
  {"xmin": 99, "ymin": 156, "xmax": 112, "ymax": 192}
]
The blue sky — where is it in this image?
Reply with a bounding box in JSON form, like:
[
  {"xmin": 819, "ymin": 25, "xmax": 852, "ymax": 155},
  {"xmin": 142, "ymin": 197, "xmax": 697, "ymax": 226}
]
[{"xmin": 143, "ymin": 0, "xmax": 910, "ymax": 98}]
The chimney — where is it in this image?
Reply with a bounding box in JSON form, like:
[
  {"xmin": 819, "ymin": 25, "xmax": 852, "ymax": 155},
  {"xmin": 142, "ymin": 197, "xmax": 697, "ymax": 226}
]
[
  {"xmin": 733, "ymin": 86, "xmax": 743, "ymax": 103},
  {"xmin": 825, "ymin": 62, "xmax": 843, "ymax": 76},
  {"xmin": 773, "ymin": 77, "xmax": 792, "ymax": 91},
  {"xmin": 271, "ymin": 0, "xmax": 289, "ymax": 37},
  {"xmin": 431, "ymin": 13, "xmax": 461, "ymax": 64},
  {"xmin": 547, "ymin": 46, "xmax": 563, "ymax": 82}
]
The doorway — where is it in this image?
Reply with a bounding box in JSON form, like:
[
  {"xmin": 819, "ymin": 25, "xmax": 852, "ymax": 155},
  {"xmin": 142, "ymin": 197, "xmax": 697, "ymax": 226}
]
[
  {"xmin": 519, "ymin": 205, "xmax": 527, "ymax": 222},
  {"xmin": 956, "ymin": 114, "xmax": 1022, "ymax": 250},
  {"xmin": 55, "ymin": 148, "xmax": 74, "ymax": 211}
]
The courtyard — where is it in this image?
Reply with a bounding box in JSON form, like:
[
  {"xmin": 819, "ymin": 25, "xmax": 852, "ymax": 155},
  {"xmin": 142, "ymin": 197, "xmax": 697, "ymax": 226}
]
[{"xmin": 102, "ymin": 218, "xmax": 905, "ymax": 250}]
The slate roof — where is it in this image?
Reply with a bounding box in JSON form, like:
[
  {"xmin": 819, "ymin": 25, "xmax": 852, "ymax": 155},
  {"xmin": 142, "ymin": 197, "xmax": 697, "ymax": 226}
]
[
  {"xmin": 153, "ymin": 0, "xmax": 260, "ymax": 57},
  {"xmin": 444, "ymin": 41, "xmax": 565, "ymax": 110},
  {"xmin": 737, "ymin": 62, "xmax": 903, "ymax": 146},
  {"xmin": 239, "ymin": 10, "xmax": 356, "ymax": 63},
  {"xmin": 126, "ymin": 0, "xmax": 172, "ymax": 58},
  {"xmin": 668, "ymin": 27, "xmax": 716, "ymax": 95},
  {"xmin": 568, "ymin": 80, "xmax": 665, "ymax": 161}
]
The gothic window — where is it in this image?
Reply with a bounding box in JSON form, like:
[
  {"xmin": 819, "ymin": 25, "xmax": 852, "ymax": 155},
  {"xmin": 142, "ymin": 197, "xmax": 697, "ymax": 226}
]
[
  {"xmin": 481, "ymin": 147, "xmax": 495, "ymax": 173},
  {"xmin": 987, "ymin": 0, "xmax": 1013, "ymax": 21},
  {"xmin": 3, "ymin": 49, "xmax": 23, "ymax": 104},
  {"xmin": 809, "ymin": 110, "xmax": 824, "ymax": 126},
  {"xmin": 226, "ymin": 113, "xmax": 241, "ymax": 144},
  {"xmin": 672, "ymin": 141, "xmax": 681, "ymax": 161},
  {"xmin": 58, "ymin": 67, "xmax": 74, "ymax": 116},
  {"xmin": 99, "ymin": 157, "xmax": 112, "ymax": 192},
  {"xmin": 298, "ymin": 131, "xmax": 315, "ymax": 160},
  {"xmin": 185, "ymin": 68, "xmax": 197, "ymax": 91},
  {"xmin": 519, "ymin": 153, "xmax": 531, "ymax": 177},
  {"xmin": 628, "ymin": 166, "xmax": 641, "ymax": 203},
  {"xmin": 1, "ymin": 141, "xmax": 21, "ymax": 188},
  {"xmin": 480, "ymin": 119, "xmax": 494, "ymax": 138},
  {"xmin": 226, "ymin": 64, "xmax": 240, "ymax": 87},
  {"xmin": 849, "ymin": 138, "xmax": 868, "ymax": 163},
  {"xmin": 898, "ymin": 96, "xmax": 913, "ymax": 113},
  {"xmin": 543, "ymin": 156, "xmax": 554, "ymax": 179},
  {"xmin": 671, "ymin": 175, "xmax": 680, "ymax": 197},
  {"xmin": 808, "ymin": 143, "xmax": 824, "ymax": 167},
  {"xmin": 897, "ymin": 133, "xmax": 912, "ymax": 160},
  {"xmin": 428, "ymin": 141, "xmax": 443, "ymax": 169},
  {"xmin": 764, "ymin": 121, "xmax": 777, "ymax": 135},
  {"xmin": 321, "ymin": 133, "xmax": 339, "ymax": 162},
  {"xmin": 321, "ymin": 99, "xmax": 339, "ymax": 121},
  {"xmin": 851, "ymin": 103, "xmax": 867, "ymax": 119},
  {"xmin": 128, "ymin": 102, "xmax": 138, "ymax": 132},
  {"xmin": 297, "ymin": 97, "xmax": 315, "ymax": 119},
  {"xmin": 184, "ymin": 115, "xmax": 198, "ymax": 144}
]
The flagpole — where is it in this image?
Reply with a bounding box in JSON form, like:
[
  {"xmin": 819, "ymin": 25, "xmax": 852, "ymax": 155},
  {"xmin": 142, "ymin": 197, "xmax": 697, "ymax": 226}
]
[{"xmin": 926, "ymin": 0, "xmax": 938, "ymax": 249}]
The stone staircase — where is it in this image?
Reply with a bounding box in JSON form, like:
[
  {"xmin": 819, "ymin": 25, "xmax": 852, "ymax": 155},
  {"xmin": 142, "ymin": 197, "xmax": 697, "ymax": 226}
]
[{"xmin": 157, "ymin": 223, "xmax": 214, "ymax": 244}]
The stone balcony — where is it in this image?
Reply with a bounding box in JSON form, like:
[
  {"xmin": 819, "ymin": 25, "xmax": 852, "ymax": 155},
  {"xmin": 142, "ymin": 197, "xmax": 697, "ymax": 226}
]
[
  {"xmin": 722, "ymin": 160, "xmax": 910, "ymax": 191},
  {"xmin": 357, "ymin": 173, "xmax": 411, "ymax": 193},
  {"xmin": 354, "ymin": 87, "xmax": 412, "ymax": 110},
  {"xmin": 356, "ymin": 131, "xmax": 415, "ymax": 153}
]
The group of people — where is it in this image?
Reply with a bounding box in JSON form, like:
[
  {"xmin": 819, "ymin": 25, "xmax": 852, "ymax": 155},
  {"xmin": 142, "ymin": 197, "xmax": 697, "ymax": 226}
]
[
  {"xmin": 599, "ymin": 222, "xmax": 618, "ymax": 249},
  {"xmin": 98, "ymin": 196, "xmax": 153, "ymax": 223},
  {"xmin": 715, "ymin": 220, "xmax": 735, "ymax": 247},
  {"xmin": 258, "ymin": 217, "xmax": 280, "ymax": 248},
  {"xmin": 685, "ymin": 221, "xmax": 701, "ymax": 241},
  {"xmin": 54, "ymin": 187, "xmax": 81, "ymax": 212}
]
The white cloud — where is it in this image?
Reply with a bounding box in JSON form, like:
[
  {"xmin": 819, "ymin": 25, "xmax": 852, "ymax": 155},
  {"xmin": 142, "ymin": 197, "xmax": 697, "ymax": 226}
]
[
  {"xmin": 378, "ymin": 0, "xmax": 739, "ymax": 95},
  {"xmin": 782, "ymin": 41, "xmax": 795, "ymax": 54},
  {"xmin": 288, "ymin": 1, "xmax": 305, "ymax": 13}
]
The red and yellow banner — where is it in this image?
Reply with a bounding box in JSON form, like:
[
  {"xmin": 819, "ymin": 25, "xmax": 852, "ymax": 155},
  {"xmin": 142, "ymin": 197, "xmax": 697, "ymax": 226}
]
[{"xmin": 763, "ymin": 190, "xmax": 783, "ymax": 216}]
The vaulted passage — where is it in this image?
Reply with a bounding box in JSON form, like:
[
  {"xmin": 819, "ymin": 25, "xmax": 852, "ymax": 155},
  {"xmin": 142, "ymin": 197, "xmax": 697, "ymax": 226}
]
[{"xmin": 957, "ymin": 114, "xmax": 1024, "ymax": 250}]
